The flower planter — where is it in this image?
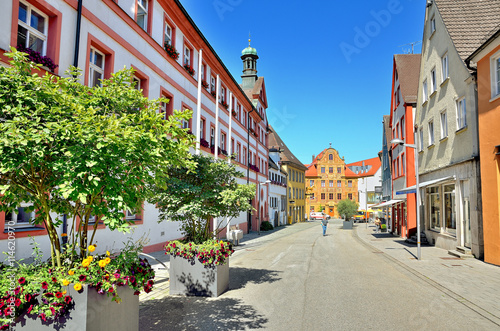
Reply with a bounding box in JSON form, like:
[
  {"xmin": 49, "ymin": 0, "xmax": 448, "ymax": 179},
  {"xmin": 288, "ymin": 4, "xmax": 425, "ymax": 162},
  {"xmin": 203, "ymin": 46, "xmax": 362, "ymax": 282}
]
[
  {"xmin": 14, "ymin": 285, "xmax": 138, "ymax": 331},
  {"xmin": 169, "ymin": 256, "xmax": 229, "ymax": 297},
  {"xmin": 343, "ymin": 219, "xmax": 354, "ymax": 229}
]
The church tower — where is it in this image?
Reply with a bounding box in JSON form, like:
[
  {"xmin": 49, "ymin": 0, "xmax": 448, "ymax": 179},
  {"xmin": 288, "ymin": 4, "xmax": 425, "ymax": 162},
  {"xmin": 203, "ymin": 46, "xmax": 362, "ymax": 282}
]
[{"xmin": 241, "ymin": 39, "xmax": 259, "ymax": 89}]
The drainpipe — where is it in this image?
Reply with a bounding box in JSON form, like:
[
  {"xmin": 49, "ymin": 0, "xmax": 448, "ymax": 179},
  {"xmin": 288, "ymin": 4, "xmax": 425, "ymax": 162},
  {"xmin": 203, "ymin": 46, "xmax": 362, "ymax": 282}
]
[
  {"xmin": 246, "ymin": 108, "xmax": 255, "ymax": 233},
  {"xmin": 73, "ymin": 0, "xmax": 83, "ymax": 71}
]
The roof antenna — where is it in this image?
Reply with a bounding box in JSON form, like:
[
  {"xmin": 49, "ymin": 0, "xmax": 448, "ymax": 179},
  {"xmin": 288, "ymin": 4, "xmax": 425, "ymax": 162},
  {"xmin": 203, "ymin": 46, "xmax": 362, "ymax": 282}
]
[
  {"xmin": 398, "ymin": 41, "xmax": 421, "ymax": 54},
  {"xmin": 248, "ymin": 32, "xmax": 251, "ymax": 47}
]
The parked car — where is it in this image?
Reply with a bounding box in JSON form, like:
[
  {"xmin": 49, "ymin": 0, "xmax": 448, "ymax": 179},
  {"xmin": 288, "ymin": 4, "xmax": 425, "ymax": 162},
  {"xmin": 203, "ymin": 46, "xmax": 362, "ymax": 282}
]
[
  {"xmin": 310, "ymin": 212, "xmax": 330, "ymax": 220},
  {"xmin": 353, "ymin": 211, "xmax": 366, "ymax": 223}
]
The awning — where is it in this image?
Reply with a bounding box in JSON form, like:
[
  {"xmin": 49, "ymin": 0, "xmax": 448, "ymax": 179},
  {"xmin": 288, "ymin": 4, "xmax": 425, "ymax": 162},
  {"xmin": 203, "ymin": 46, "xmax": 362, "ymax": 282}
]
[
  {"xmin": 396, "ymin": 176, "xmax": 455, "ymax": 195},
  {"xmin": 371, "ymin": 199, "xmax": 404, "ymax": 209}
]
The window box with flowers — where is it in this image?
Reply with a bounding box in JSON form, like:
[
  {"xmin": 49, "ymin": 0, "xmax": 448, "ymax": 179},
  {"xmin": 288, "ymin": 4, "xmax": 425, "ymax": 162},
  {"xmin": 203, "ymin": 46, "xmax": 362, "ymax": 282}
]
[
  {"xmin": 16, "ymin": 45, "xmax": 58, "ymax": 72},
  {"xmin": 201, "ymin": 80, "xmax": 209, "ymax": 89},
  {"xmin": 200, "ymin": 138, "xmax": 209, "ymax": 148},
  {"xmin": 232, "ymin": 110, "xmax": 237, "ymax": 117},
  {"xmin": 164, "ymin": 43, "xmax": 179, "ymax": 60},
  {"xmin": 221, "ymin": 101, "xmax": 229, "ymax": 110},
  {"xmin": 183, "ymin": 64, "xmax": 195, "ymax": 76},
  {"xmin": 210, "ymin": 90, "xmax": 216, "ymax": 98},
  {"xmin": 151, "ymin": 154, "xmax": 255, "ymax": 297}
]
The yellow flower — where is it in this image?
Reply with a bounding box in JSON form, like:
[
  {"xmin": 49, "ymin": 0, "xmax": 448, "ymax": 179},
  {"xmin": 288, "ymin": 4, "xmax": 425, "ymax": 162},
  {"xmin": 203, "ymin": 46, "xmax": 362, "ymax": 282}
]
[
  {"xmin": 87, "ymin": 245, "xmax": 96, "ymax": 252},
  {"xmin": 104, "ymin": 257, "xmax": 111, "ymax": 264},
  {"xmin": 99, "ymin": 260, "xmax": 107, "ymax": 268},
  {"xmin": 62, "ymin": 290, "xmax": 67, "ymax": 295},
  {"xmin": 68, "ymin": 270, "xmax": 75, "ymax": 276},
  {"xmin": 86, "ymin": 255, "xmax": 93, "ymax": 262},
  {"xmin": 62, "ymin": 279, "xmax": 70, "ymax": 286},
  {"xmin": 74, "ymin": 283, "xmax": 82, "ymax": 291},
  {"xmin": 106, "ymin": 250, "xmax": 110, "ymax": 256},
  {"xmin": 82, "ymin": 259, "xmax": 90, "ymax": 268}
]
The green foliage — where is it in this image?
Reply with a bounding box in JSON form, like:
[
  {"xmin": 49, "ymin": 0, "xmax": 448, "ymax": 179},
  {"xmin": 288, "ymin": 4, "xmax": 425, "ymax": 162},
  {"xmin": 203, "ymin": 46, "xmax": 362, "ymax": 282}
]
[
  {"xmin": 164, "ymin": 239, "xmax": 234, "ymax": 267},
  {"xmin": 151, "ymin": 154, "xmax": 256, "ymax": 244},
  {"xmin": 337, "ymin": 199, "xmax": 359, "ymax": 220},
  {"xmin": 0, "ymin": 48, "xmax": 195, "ymax": 266},
  {"xmin": 260, "ymin": 221, "xmax": 274, "ymax": 231}
]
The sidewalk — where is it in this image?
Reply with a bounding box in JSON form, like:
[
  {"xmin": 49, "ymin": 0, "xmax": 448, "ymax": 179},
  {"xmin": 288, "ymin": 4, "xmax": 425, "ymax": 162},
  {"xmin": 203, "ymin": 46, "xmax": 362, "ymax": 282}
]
[
  {"xmin": 354, "ymin": 223, "xmax": 500, "ymax": 325},
  {"xmin": 138, "ymin": 222, "xmax": 305, "ymax": 305}
]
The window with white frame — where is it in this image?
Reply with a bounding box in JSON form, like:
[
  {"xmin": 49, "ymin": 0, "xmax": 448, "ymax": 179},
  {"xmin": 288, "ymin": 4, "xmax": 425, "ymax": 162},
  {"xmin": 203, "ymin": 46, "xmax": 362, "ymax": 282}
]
[
  {"xmin": 221, "ymin": 86, "xmax": 225, "ymax": 103},
  {"xmin": 440, "ymin": 110, "xmax": 448, "ymax": 139},
  {"xmin": 428, "ymin": 120, "xmax": 434, "ymax": 146},
  {"xmin": 181, "ymin": 107, "xmax": 190, "ymax": 129},
  {"xmin": 89, "ymin": 48, "xmax": 104, "ymax": 87},
  {"xmin": 132, "ymin": 76, "xmax": 141, "ymax": 91},
  {"xmin": 221, "ymin": 132, "xmax": 226, "ymax": 151},
  {"xmin": 210, "ymin": 127, "xmax": 215, "ymax": 146},
  {"xmin": 430, "ymin": 67, "xmax": 437, "ymax": 93},
  {"xmin": 17, "ymin": 1, "xmax": 48, "ymax": 55},
  {"xmin": 419, "ymin": 127, "xmax": 424, "ymax": 151},
  {"xmin": 164, "ymin": 22, "xmax": 173, "ymax": 46},
  {"xmin": 126, "ymin": 210, "xmax": 136, "ymax": 220},
  {"xmin": 422, "ymin": 79, "xmax": 428, "ymax": 102},
  {"xmin": 210, "ymin": 76, "xmax": 215, "ymax": 93},
  {"xmin": 199, "ymin": 118, "xmax": 205, "ymax": 140},
  {"xmin": 401, "ymin": 116, "xmax": 405, "ymax": 140},
  {"xmin": 237, "ymin": 143, "xmax": 241, "ymax": 162},
  {"xmin": 5, "ymin": 203, "xmax": 35, "ymax": 228},
  {"xmin": 136, "ymin": 0, "xmax": 148, "ymax": 31},
  {"xmin": 491, "ymin": 54, "xmax": 500, "ymax": 98},
  {"xmin": 441, "ymin": 53, "xmax": 449, "ymax": 82},
  {"xmin": 456, "ymin": 97, "xmax": 466, "ymax": 130},
  {"xmin": 160, "ymin": 100, "xmax": 167, "ymax": 120},
  {"xmin": 184, "ymin": 46, "xmax": 191, "ymax": 66},
  {"xmin": 430, "ymin": 16, "xmax": 436, "ymax": 35}
]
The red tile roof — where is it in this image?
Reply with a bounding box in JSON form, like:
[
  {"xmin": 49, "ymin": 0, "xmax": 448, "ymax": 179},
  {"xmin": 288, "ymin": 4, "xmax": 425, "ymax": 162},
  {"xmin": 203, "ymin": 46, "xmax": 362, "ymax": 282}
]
[{"xmin": 345, "ymin": 156, "xmax": 381, "ymax": 178}]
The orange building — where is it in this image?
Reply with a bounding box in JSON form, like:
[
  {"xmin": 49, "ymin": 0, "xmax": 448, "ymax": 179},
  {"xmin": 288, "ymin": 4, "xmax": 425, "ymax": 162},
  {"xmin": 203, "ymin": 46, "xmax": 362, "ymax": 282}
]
[
  {"xmin": 468, "ymin": 29, "xmax": 500, "ymax": 266},
  {"xmin": 305, "ymin": 146, "xmax": 357, "ymax": 218}
]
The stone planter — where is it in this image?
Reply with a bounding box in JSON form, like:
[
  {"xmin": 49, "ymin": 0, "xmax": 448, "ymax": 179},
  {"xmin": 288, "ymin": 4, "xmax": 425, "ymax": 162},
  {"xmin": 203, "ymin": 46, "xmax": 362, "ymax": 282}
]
[
  {"xmin": 14, "ymin": 285, "xmax": 138, "ymax": 331},
  {"xmin": 343, "ymin": 219, "xmax": 354, "ymax": 229},
  {"xmin": 169, "ymin": 256, "xmax": 229, "ymax": 297}
]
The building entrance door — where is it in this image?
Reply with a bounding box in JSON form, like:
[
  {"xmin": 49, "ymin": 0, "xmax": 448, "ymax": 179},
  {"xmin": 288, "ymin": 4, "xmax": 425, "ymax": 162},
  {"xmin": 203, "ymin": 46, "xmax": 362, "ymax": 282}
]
[{"xmin": 460, "ymin": 181, "xmax": 472, "ymax": 248}]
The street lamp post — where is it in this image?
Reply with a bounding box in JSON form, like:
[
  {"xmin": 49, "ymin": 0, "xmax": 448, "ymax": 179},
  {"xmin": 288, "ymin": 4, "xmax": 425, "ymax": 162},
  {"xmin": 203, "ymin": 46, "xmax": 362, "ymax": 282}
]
[
  {"xmin": 391, "ymin": 137, "xmax": 421, "ymax": 260},
  {"xmin": 258, "ymin": 180, "xmax": 271, "ymax": 235}
]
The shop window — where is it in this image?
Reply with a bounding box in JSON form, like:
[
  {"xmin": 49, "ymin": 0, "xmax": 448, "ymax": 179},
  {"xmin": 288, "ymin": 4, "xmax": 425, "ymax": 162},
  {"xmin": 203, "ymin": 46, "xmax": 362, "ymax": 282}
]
[{"xmin": 444, "ymin": 184, "xmax": 456, "ymax": 234}]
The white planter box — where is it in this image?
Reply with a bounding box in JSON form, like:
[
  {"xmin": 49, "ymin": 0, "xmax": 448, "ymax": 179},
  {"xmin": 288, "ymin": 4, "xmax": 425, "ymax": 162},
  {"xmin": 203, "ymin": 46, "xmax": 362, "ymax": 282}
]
[
  {"xmin": 169, "ymin": 256, "xmax": 229, "ymax": 297},
  {"xmin": 14, "ymin": 285, "xmax": 138, "ymax": 331}
]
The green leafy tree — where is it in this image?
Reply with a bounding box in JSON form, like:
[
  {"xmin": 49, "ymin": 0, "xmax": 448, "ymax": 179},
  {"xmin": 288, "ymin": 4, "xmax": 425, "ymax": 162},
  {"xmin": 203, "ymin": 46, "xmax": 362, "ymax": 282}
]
[
  {"xmin": 0, "ymin": 49, "xmax": 195, "ymax": 267},
  {"xmin": 337, "ymin": 199, "xmax": 358, "ymax": 220},
  {"xmin": 151, "ymin": 154, "xmax": 256, "ymax": 244}
]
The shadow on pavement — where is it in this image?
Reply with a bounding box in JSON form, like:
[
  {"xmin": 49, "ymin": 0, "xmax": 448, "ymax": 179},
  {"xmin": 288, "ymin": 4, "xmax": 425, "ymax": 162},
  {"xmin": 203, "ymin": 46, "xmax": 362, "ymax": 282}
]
[
  {"xmin": 139, "ymin": 296, "xmax": 267, "ymax": 331},
  {"xmin": 229, "ymin": 267, "xmax": 282, "ymax": 291}
]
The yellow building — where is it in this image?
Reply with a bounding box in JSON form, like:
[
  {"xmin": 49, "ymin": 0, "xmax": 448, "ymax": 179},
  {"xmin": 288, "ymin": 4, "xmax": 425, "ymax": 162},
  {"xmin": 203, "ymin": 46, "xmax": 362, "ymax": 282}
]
[
  {"xmin": 305, "ymin": 147, "xmax": 358, "ymax": 218},
  {"xmin": 268, "ymin": 126, "xmax": 307, "ymax": 223}
]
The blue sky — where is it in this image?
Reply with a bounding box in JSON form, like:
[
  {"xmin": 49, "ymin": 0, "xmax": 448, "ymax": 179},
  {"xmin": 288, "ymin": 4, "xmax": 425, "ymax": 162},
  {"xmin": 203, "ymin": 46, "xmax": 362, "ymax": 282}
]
[{"xmin": 179, "ymin": 0, "xmax": 424, "ymax": 165}]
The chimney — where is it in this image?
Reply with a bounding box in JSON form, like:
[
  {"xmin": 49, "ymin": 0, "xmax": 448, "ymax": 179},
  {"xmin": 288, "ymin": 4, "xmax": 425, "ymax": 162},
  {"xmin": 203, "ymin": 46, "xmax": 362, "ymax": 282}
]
[{"xmin": 312, "ymin": 155, "xmax": 315, "ymax": 162}]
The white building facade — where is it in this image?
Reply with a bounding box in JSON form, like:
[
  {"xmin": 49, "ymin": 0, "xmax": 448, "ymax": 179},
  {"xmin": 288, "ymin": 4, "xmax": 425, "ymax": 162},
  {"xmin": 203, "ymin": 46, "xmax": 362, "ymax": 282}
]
[{"xmin": 0, "ymin": 0, "xmax": 269, "ymax": 259}]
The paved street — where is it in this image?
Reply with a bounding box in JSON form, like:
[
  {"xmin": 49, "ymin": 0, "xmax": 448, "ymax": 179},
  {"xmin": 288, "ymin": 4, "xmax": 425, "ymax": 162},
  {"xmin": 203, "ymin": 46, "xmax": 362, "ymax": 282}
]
[{"xmin": 139, "ymin": 220, "xmax": 500, "ymax": 330}]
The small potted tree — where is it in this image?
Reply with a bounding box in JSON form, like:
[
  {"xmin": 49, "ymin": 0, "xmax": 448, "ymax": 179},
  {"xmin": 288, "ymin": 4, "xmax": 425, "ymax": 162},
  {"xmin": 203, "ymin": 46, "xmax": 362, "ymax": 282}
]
[
  {"xmin": 337, "ymin": 199, "xmax": 358, "ymax": 229},
  {"xmin": 0, "ymin": 49, "xmax": 195, "ymax": 330},
  {"xmin": 151, "ymin": 154, "xmax": 255, "ymax": 297}
]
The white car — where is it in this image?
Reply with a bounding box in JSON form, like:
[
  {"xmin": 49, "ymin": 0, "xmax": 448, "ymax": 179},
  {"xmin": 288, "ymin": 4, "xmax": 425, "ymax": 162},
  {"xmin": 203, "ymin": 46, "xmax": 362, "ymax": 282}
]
[{"xmin": 310, "ymin": 212, "xmax": 330, "ymax": 220}]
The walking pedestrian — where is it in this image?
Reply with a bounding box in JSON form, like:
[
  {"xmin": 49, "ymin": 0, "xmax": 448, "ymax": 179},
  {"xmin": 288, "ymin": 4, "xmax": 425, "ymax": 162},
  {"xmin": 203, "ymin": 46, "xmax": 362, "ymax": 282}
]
[{"xmin": 321, "ymin": 216, "xmax": 328, "ymax": 236}]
